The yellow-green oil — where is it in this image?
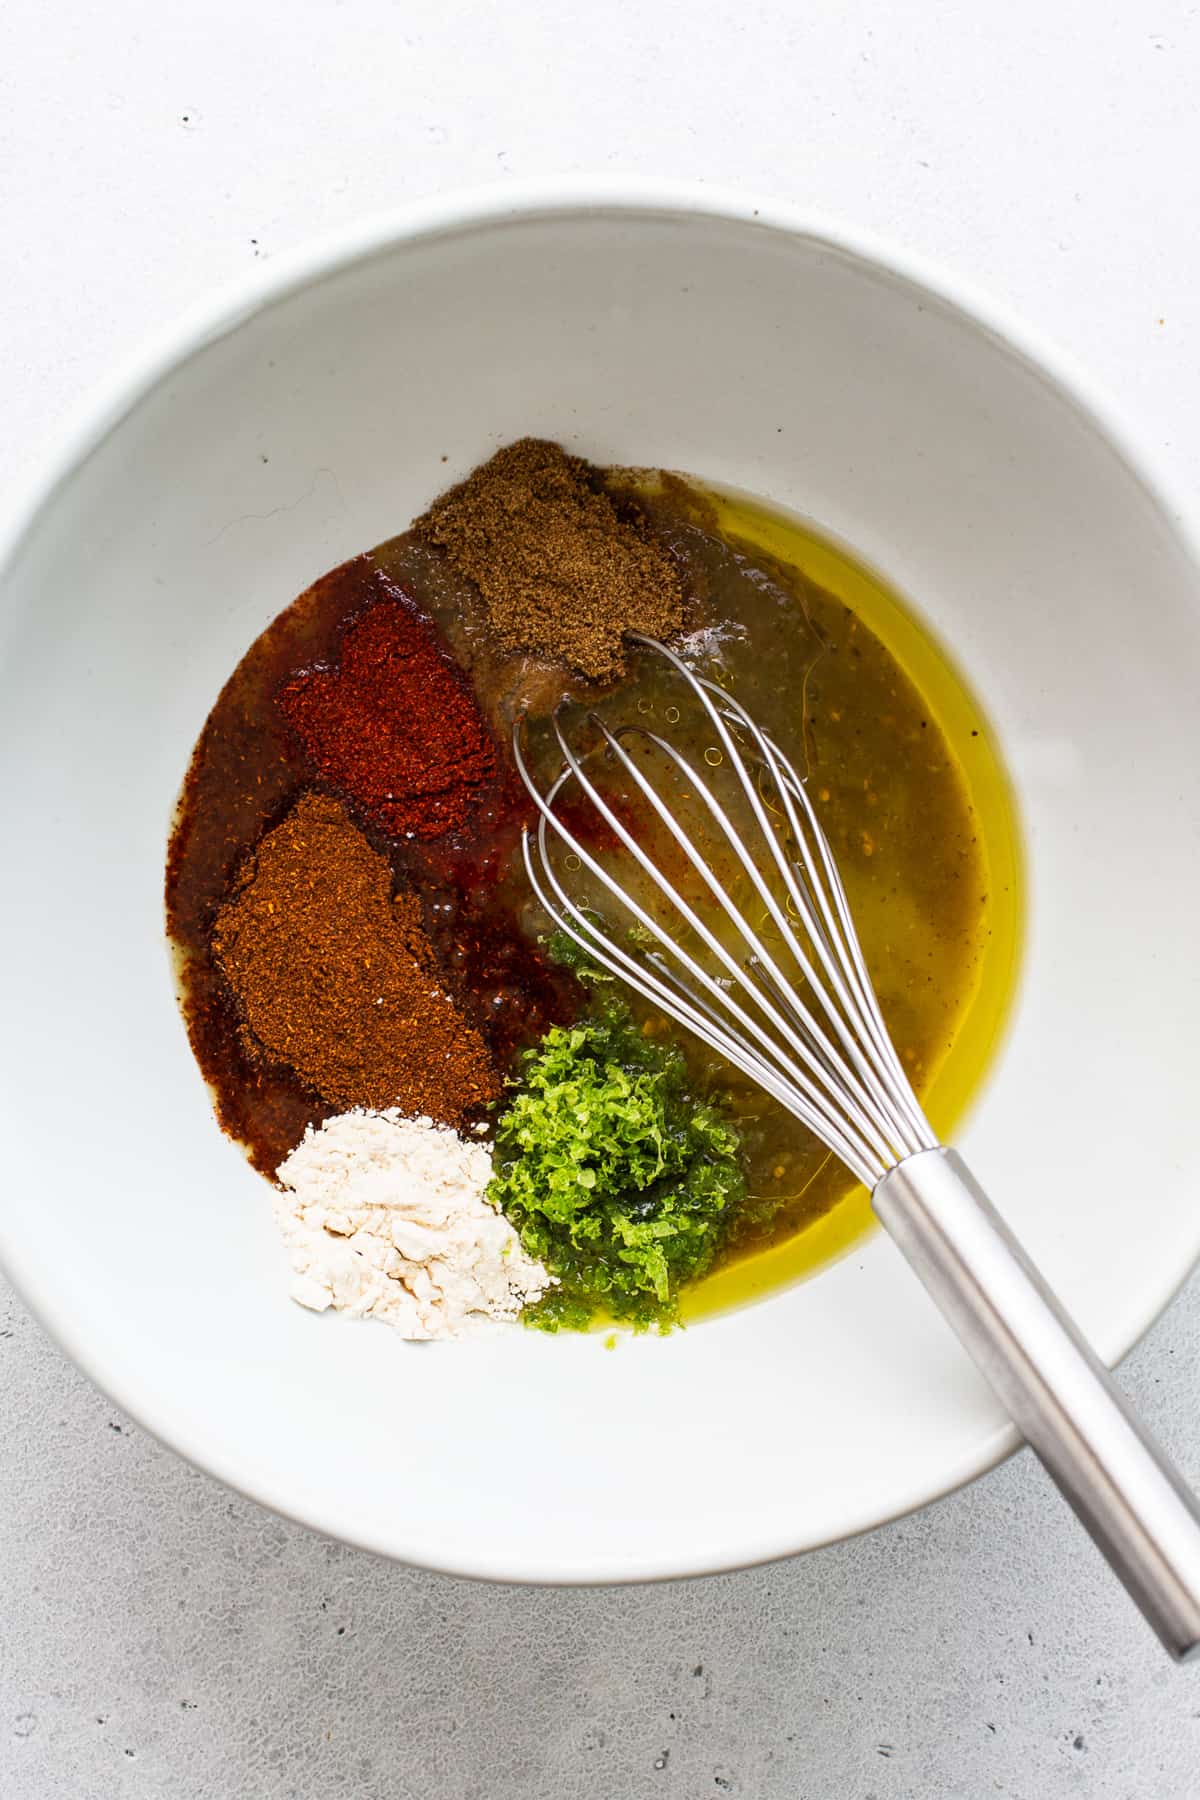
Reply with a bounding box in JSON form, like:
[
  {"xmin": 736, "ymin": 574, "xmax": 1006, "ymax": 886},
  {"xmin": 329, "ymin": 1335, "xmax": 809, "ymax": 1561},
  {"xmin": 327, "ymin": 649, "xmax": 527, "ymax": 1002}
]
[{"xmin": 639, "ymin": 483, "xmax": 1026, "ymax": 1319}]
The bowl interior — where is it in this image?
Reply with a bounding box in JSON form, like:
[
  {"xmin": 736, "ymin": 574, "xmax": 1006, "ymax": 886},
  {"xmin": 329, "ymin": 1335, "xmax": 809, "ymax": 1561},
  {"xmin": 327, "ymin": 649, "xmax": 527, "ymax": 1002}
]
[{"xmin": 3, "ymin": 194, "xmax": 1200, "ymax": 1580}]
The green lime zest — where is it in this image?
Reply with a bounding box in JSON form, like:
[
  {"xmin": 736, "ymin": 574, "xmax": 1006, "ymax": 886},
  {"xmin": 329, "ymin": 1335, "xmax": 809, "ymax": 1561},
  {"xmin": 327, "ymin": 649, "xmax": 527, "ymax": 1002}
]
[{"xmin": 488, "ymin": 993, "xmax": 745, "ymax": 1331}]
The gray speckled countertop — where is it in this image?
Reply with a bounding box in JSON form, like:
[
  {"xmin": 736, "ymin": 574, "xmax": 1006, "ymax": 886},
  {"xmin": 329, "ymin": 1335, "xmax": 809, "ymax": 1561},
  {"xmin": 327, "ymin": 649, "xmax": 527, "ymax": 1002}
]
[
  {"xmin": 4, "ymin": 1276, "xmax": 1200, "ymax": 1796},
  {"xmin": 4, "ymin": 2, "xmax": 1200, "ymax": 1793}
]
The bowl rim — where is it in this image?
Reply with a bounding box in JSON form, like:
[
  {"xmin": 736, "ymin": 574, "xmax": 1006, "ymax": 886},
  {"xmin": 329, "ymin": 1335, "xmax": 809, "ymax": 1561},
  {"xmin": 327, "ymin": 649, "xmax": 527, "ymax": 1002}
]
[{"xmin": 3, "ymin": 175, "xmax": 1200, "ymax": 1582}]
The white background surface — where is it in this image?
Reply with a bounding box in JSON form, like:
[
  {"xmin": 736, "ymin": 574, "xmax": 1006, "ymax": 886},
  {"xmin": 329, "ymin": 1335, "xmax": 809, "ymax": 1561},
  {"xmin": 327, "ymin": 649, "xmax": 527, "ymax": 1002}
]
[{"xmin": 2, "ymin": 2, "xmax": 1200, "ymax": 1795}]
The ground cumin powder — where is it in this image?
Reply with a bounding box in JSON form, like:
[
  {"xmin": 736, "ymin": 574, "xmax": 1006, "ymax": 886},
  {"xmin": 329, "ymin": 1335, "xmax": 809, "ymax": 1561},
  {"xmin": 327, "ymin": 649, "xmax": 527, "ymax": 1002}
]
[
  {"xmin": 417, "ymin": 438, "xmax": 684, "ymax": 681},
  {"xmin": 213, "ymin": 792, "xmax": 499, "ymax": 1120}
]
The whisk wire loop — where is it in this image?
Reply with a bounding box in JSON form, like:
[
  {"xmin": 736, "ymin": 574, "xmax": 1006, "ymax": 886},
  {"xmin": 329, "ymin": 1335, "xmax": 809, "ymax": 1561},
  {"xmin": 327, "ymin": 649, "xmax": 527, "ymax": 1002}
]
[
  {"xmin": 615, "ymin": 658, "xmax": 930, "ymax": 1157},
  {"xmin": 697, "ymin": 675, "xmax": 933, "ymax": 1151},
  {"xmin": 521, "ymin": 833, "xmax": 879, "ymax": 1179},
  {"xmin": 514, "ymin": 637, "xmax": 934, "ymax": 1180},
  {"xmin": 582, "ymin": 715, "xmax": 907, "ymax": 1167},
  {"xmin": 513, "ymin": 731, "xmax": 889, "ymax": 1180}
]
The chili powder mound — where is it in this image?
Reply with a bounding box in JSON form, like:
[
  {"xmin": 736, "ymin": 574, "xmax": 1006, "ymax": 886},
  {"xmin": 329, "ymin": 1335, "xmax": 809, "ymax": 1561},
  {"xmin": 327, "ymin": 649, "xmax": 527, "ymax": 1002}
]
[
  {"xmin": 213, "ymin": 792, "xmax": 500, "ymax": 1121},
  {"xmin": 279, "ymin": 569, "xmax": 498, "ymax": 840},
  {"xmin": 417, "ymin": 438, "xmax": 685, "ymax": 682}
]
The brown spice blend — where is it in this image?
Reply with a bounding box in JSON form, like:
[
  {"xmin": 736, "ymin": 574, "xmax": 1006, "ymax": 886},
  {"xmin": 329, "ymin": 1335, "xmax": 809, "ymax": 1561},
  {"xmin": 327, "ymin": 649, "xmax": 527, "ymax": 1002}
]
[
  {"xmin": 213, "ymin": 791, "xmax": 500, "ymax": 1121},
  {"xmin": 416, "ymin": 438, "xmax": 685, "ymax": 681}
]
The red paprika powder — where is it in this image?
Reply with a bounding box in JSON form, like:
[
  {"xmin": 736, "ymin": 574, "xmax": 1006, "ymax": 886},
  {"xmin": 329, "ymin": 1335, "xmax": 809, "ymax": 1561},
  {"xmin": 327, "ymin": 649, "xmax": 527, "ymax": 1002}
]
[{"xmin": 279, "ymin": 566, "xmax": 498, "ymax": 840}]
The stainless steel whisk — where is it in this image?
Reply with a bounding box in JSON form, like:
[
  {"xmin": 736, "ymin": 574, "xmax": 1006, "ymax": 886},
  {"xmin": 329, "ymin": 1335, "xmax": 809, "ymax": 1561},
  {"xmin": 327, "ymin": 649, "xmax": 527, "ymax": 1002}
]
[{"xmin": 514, "ymin": 634, "xmax": 1200, "ymax": 1662}]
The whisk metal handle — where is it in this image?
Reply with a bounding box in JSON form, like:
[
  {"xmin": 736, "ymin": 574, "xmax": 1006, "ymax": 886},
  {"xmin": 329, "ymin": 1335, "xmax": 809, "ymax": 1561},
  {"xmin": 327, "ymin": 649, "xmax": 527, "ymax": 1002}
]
[{"xmin": 874, "ymin": 1148, "xmax": 1200, "ymax": 1662}]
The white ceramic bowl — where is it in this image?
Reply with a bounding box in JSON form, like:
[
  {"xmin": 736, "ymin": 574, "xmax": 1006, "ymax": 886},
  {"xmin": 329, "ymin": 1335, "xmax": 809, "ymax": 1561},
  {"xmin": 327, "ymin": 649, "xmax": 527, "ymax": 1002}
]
[{"xmin": 3, "ymin": 181, "xmax": 1200, "ymax": 1583}]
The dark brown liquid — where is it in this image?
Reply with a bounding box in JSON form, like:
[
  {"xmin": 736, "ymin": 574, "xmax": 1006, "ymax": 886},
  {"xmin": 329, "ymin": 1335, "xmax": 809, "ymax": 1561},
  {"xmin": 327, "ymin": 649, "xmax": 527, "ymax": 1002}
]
[{"xmin": 165, "ymin": 553, "xmax": 578, "ymax": 1177}]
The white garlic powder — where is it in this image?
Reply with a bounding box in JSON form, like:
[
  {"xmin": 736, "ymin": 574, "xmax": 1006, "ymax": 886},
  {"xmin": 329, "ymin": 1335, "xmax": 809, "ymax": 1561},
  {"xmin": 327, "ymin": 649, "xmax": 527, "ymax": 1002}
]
[{"xmin": 274, "ymin": 1109, "xmax": 552, "ymax": 1340}]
